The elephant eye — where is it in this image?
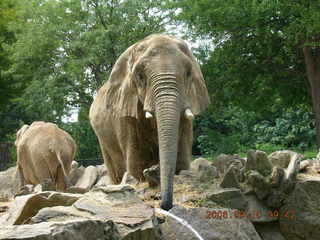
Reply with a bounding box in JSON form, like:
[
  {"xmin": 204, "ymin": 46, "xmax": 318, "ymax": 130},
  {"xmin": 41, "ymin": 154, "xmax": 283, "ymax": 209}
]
[
  {"xmin": 186, "ymin": 69, "xmax": 192, "ymax": 78},
  {"xmin": 137, "ymin": 72, "xmax": 144, "ymax": 81},
  {"xmin": 136, "ymin": 71, "xmax": 145, "ymax": 87}
]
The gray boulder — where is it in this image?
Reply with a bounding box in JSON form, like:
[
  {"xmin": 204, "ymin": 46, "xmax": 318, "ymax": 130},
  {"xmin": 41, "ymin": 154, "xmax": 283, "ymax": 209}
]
[
  {"xmin": 160, "ymin": 206, "xmax": 262, "ymax": 240},
  {"xmin": 255, "ymin": 150, "xmax": 273, "ymax": 176},
  {"xmin": 0, "ymin": 219, "xmax": 118, "ymax": 240},
  {"xmin": 14, "ymin": 184, "xmax": 35, "ymax": 197},
  {"xmin": 245, "ymin": 194, "xmax": 277, "ymax": 222},
  {"xmin": 299, "ymin": 159, "xmax": 311, "ymax": 171},
  {"xmin": 245, "ymin": 150, "xmax": 272, "ymax": 176},
  {"xmin": 0, "ymin": 202, "xmax": 9, "ymax": 217},
  {"xmin": 279, "ymin": 179, "xmax": 320, "ymax": 240},
  {"xmin": 96, "ymin": 164, "xmax": 107, "ymax": 177},
  {"xmin": 143, "ymin": 164, "xmax": 160, "ymax": 187},
  {"xmin": 120, "ymin": 171, "xmax": 139, "ymax": 185},
  {"xmin": 205, "ymin": 188, "xmax": 247, "ymax": 211},
  {"xmin": 0, "ymin": 185, "xmax": 159, "ymax": 240},
  {"xmin": 269, "ymin": 150, "xmax": 302, "ymax": 168},
  {"xmin": 0, "ymin": 191, "xmax": 82, "ymax": 225},
  {"xmin": 191, "ymin": 157, "xmax": 219, "ymax": 181},
  {"xmin": 69, "ymin": 161, "xmax": 85, "ymax": 186},
  {"xmin": 245, "ymin": 150, "xmax": 257, "ymax": 172},
  {"xmin": 214, "ymin": 154, "xmax": 245, "ymax": 176},
  {"xmin": 198, "ymin": 165, "xmax": 218, "ymax": 182},
  {"xmin": 254, "ymin": 222, "xmax": 286, "ymax": 240},
  {"xmin": 191, "ymin": 158, "xmax": 211, "ymax": 171},
  {"xmin": 94, "ymin": 174, "xmax": 112, "ymax": 187},
  {"xmin": 246, "ymin": 170, "xmax": 271, "ymax": 200},
  {"xmin": 0, "ymin": 166, "xmax": 19, "ymax": 200},
  {"xmin": 75, "ymin": 165, "xmax": 98, "ymax": 190},
  {"xmin": 73, "ymin": 186, "xmax": 157, "ymax": 239},
  {"xmin": 299, "ymin": 159, "xmax": 320, "ymax": 175},
  {"xmin": 229, "ymin": 159, "xmax": 245, "ymax": 182},
  {"xmin": 220, "ymin": 166, "xmax": 240, "ymax": 189}
]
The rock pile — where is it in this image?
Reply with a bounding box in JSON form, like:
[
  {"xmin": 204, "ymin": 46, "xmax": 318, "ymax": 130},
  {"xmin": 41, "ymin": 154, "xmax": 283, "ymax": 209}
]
[
  {"xmin": 1, "ymin": 149, "xmax": 320, "ymax": 239},
  {"xmin": 189, "ymin": 149, "xmax": 320, "ymax": 240},
  {"xmin": 0, "ymin": 185, "xmax": 159, "ymax": 240}
]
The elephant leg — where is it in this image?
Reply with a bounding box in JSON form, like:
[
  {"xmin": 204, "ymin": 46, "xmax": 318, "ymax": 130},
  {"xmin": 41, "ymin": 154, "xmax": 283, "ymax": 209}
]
[
  {"xmin": 176, "ymin": 118, "xmax": 192, "ymax": 173},
  {"xmin": 16, "ymin": 148, "xmax": 26, "ymax": 188},
  {"xmin": 125, "ymin": 135, "xmax": 144, "ymax": 181},
  {"xmin": 126, "ymin": 145, "xmax": 146, "ymax": 182},
  {"xmin": 34, "ymin": 158, "xmax": 52, "ymax": 183},
  {"xmin": 101, "ymin": 143, "xmax": 125, "ymax": 184},
  {"xmin": 16, "ymin": 165, "xmax": 25, "ymax": 189},
  {"xmin": 121, "ymin": 118, "xmax": 149, "ymax": 182}
]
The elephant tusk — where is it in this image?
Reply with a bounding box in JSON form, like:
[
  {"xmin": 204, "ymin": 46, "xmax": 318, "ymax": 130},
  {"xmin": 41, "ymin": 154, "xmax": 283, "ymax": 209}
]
[
  {"xmin": 185, "ymin": 109, "xmax": 194, "ymax": 120},
  {"xmin": 145, "ymin": 112, "xmax": 153, "ymax": 119}
]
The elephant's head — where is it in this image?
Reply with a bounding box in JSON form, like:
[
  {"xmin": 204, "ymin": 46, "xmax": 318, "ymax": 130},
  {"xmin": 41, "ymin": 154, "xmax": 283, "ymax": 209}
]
[
  {"xmin": 15, "ymin": 124, "xmax": 30, "ymax": 147},
  {"xmin": 106, "ymin": 34, "xmax": 209, "ymax": 210}
]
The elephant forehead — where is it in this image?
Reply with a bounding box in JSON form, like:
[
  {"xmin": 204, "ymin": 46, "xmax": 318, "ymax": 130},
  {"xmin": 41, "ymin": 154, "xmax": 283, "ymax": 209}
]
[{"xmin": 139, "ymin": 35, "xmax": 187, "ymax": 52}]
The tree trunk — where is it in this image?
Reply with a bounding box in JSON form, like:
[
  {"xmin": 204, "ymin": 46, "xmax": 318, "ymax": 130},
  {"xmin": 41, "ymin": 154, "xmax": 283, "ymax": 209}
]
[{"xmin": 303, "ymin": 46, "xmax": 320, "ymax": 147}]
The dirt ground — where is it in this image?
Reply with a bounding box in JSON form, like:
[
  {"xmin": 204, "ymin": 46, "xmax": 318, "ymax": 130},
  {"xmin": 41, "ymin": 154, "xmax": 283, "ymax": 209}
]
[{"xmin": 135, "ymin": 170, "xmax": 221, "ymax": 209}]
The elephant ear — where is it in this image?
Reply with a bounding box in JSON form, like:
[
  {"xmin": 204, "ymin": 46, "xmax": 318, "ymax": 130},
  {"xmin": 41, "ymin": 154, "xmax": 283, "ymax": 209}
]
[
  {"xmin": 15, "ymin": 124, "xmax": 30, "ymax": 146},
  {"xmin": 187, "ymin": 52, "xmax": 210, "ymax": 115},
  {"xmin": 104, "ymin": 44, "xmax": 139, "ymax": 118}
]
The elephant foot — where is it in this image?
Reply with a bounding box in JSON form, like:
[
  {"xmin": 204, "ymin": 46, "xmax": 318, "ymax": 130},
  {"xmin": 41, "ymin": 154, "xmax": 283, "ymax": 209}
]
[{"xmin": 160, "ymin": 200, "xmax": 173, "ymax": 211}]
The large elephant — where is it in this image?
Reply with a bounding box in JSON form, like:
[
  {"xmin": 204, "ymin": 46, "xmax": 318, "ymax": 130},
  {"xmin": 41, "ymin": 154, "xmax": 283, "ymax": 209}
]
[
  {"xmin": 15, "ymin": 121, "xmax": 77, "ymax": 191},
  {"xmin": 89, "ymin": 34, "xmax": 209, "ymax": 210}
]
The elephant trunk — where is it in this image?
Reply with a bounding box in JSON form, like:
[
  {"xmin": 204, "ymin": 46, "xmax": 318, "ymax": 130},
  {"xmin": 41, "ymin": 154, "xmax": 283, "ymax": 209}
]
[{"xmin": 153, "ymin": 75, "xmax": 181, "ymax": 210}]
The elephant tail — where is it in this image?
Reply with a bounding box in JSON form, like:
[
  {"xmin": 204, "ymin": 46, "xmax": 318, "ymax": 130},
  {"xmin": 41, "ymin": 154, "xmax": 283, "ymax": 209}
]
[
  {"xmin": 56, "ymin": 151, "xmax": 69, "ymax": 179},
  {"xmin": 56, "ymin": 151, "xmax": 72, "ymax": 190}
]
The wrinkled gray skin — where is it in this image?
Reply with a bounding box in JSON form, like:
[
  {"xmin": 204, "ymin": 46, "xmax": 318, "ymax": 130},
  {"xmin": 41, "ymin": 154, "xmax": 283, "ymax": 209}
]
[{"xmin": 89, "ymin": 34, "xmax": 209, "ymax": 210}]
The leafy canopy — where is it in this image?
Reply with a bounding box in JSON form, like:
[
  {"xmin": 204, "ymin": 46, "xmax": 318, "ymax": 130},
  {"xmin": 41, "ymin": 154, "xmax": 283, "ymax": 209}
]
[
  {"xmin": 6, "ymin": 0, "xmax": 168, "ymax": 122},
  {"xmin": 167, "ymin": 0, "xmax": 320, "ymax": 112}
]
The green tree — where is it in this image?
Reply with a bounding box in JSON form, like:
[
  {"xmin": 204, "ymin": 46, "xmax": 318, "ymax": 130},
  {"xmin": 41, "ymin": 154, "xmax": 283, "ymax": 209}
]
[
  {"xmin": 253, "ymin": 107, "xmax": 316, "ymax": 149},
  {"xmin": 168, "ymin": 0, "xmax": 320, "ymax": 146},
  {"xmin": 7, "ymin": 0, "xmax": 167, "ymax": 121},
  {"xmin": 5, "ymin": 0, "xmax": 168, "ymax": 160},
  {"xmin": 0, "ymin": 0, "xmax": 16, "ymax": 108},
  {"xmin": 0, "ymin": 0, "xmax": 32, "ymax": 140}
]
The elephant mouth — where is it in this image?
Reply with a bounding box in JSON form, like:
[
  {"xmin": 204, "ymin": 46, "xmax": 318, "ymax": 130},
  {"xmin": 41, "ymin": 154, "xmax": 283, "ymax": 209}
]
[{"xmin": 144, "ymin": 108, "xmax": 194, "ymax": 120}]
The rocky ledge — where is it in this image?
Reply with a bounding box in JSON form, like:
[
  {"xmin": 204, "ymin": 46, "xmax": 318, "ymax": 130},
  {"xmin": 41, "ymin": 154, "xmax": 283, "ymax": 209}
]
[
  {"xmin": 0, "ymin": 185, "xmax": 158, "ymax": 240},
  {"xmin": 1, "ymin": 149, "xmax": 320, "ymax": 240}
]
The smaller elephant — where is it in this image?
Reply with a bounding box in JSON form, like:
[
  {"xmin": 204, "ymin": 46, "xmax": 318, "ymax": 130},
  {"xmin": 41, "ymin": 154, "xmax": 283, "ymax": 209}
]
[{"xmin": 15, "ymin": 121, "xmax": 77, "ymax": 191}]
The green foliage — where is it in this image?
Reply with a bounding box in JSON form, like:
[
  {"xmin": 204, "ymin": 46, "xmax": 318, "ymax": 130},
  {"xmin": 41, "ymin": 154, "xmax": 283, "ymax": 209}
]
[
  {"xmin": 194, "ymin": 106, "xmax": 316, "ymax": 157},
  {"xmin": 194, "ymin": 107, "xmax": 256, "ymax": 156},
  {"xmin": 1, "ymin": 0, "xmax": 168, "ymax": 160},
  {"xmin": 2, "ymin": 0, "xmax": 319, "ymax": 162},
  {"xmin": 0, "ymin": 0, "xmax": 17, "ymax": 104},
  {"xmin": 165, "ymin": 0, "xmax": 320, "ymax": 113},
  {"xmin": 0, "ymin": 0, "xmax": 38, "ymax": 142},
  {"xmin": 6, "ymin": 0, "xmax": 167, "ymax": 122},
  {"xmin": 6, "ymin": 133, "xmax": 17, "ymax": 165},
  {"xmin": 299, "ymin": 149, "xmax": 317, "ymax": 160},
  {"xmin": 254, "ymin": 108, "xmax": 316, "ymax": 150},
  {"xmin": 61, "ymin": 120, "xmax": 102, "ymax": 167},
  {"xmin": 254, "ymin": 143, "xmax": 285, "ymax": 154},
  {"xmin": 197, "ymin": 133, "xmax": 241, "ymax": 156},
  {"xmin": 164, "ymin": 0, "xmax": 320, "ymax": 150}
]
